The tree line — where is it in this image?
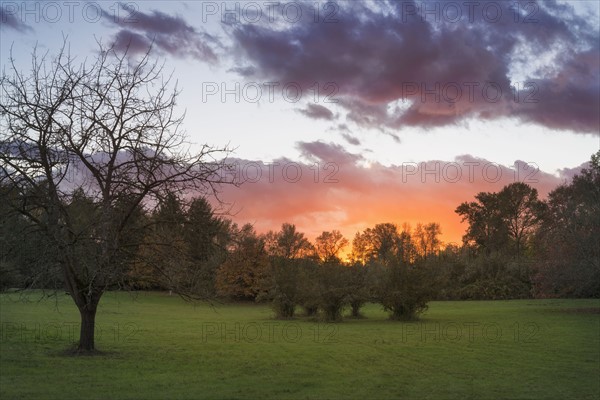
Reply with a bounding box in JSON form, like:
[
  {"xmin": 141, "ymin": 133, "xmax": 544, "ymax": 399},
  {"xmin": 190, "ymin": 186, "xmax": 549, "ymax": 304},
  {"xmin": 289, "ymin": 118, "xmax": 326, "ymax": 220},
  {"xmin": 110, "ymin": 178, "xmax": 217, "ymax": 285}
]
[{"xmin": 3, "ymin": 151, "xmax": 598, "ymax": 322}]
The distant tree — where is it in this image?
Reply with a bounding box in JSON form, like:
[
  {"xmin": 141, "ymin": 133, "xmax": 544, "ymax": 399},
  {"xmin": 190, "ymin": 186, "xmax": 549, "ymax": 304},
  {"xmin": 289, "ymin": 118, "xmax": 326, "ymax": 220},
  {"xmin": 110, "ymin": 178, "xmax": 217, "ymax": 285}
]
[
  {"xmin": 216, "ymin": 224, "xmax": 268, "ymax": 300},
  {"xmin": 457, "ymin": 253, "xmax": 532, "ymax": 300},
  {"xmin": 457, "ymin": 183, "xmax": 544, "ymax": 260},
  {"xmin": 184, "ymin": 197, "xmax": 231, "ymax": 297},
  {"xmin": 455, "ymin": 182, "xmax": 546, "ymax": 299},
  {"xmin": 396, "ymin": 224, "xmax": 417, "ymax": 264},
  {"xmin": 134, "ymin": 192, "xmax": 187, "ymax": 289},
  {"xmin": 130, "ymin": 193, "xmax": 228, "ymax": 296},
  {"xmin": 414, "ymin": 222, "xmax": 442, "ymax": 259},
  {"xmin": 264, "ymin": 223, "xmax": 313, "ymax": 259},
  {"xmin": 456, "ymin": 192, "xmax": 509, "ymax": 255},
  {"xmin": 350, "ymin": 231, "xmax": 371, "ymax": 265},
  {"xmin": 351, "ymin": 223, "xmax": 399, "ymax": 264},
  {"xmin": 533, "ymin": 151, "xmax": 600, "ymax": 297},
  {"xmin": 431, "ymin": 244, "xmax": 467, "ymax": 300},
  {"xmin": 497, "ymin": 183, "xmax": 545, "ymax": 260},
  {"xmin": 314, "ymin": 230, "xmax": 349, "ymax": 263},
  {"xmin": 351, "ymin": 223, "xmax": 419, "ymax": 265},
  {"xmin": 0, "ymin": 185, "xmax": 55, "ymax": 290},
  {"xmin": 0, "ymin": 44, "xmax": 232, "ymax": 352},
  {"xmin": 368, "ymin": 223, "xmax": 401, "ymax": 263}
]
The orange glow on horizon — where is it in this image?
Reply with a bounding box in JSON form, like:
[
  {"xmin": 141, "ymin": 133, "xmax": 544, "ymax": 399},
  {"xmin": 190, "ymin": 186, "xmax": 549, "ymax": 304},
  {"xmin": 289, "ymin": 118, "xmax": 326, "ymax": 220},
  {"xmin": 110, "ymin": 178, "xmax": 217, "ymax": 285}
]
[{"xmin": 217, "ymin": 153, "xmax": 573, "ymax": 256}]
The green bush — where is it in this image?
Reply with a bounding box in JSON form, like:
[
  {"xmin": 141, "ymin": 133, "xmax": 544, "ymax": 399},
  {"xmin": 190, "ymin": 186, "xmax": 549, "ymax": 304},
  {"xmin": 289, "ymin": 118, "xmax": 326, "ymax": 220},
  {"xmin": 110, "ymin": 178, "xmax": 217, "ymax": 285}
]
[{"xmin": 372, "ymin": 260, "xmax": 436, "ymax": 320}]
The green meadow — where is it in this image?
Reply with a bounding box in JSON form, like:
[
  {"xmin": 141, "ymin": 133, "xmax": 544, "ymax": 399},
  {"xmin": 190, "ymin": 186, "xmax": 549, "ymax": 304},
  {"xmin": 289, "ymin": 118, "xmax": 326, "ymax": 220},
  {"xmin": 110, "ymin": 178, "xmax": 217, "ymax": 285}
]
[{"xmin": 1, "ymin": 292, "xmax": 598, "ymax": 400}]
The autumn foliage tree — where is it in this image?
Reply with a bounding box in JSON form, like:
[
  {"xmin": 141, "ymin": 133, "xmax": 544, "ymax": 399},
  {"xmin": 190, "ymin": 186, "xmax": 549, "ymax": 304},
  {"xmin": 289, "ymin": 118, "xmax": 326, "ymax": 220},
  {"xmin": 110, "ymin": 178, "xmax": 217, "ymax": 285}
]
[
  {"xmin": 130, "ymin": 193, "xmax": 229, "ymax": 297},
  {"xmin": 216, "ymin": 224, "xmax": 268, "ymax": 300}
]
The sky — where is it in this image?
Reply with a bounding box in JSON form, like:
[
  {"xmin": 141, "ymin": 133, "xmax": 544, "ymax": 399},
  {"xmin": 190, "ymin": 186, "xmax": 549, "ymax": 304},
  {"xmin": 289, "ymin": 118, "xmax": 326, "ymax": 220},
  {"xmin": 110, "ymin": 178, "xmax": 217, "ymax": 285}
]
[{"xmin": 1, "ymin": 0, "xmax": 599, "ymax": 247}]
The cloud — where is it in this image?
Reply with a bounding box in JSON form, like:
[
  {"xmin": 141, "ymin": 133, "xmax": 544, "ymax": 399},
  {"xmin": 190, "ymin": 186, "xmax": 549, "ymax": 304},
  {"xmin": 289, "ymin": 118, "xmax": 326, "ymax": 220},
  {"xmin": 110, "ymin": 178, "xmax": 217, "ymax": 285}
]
[
  {"xmin": 341, "ymin": 133, "xmax": 360, "ymax": 146},
  {"xmin": 556, "ymin": 161, "xmax": 592, "ymax": 181},
  {"xmin": 510, "ymin": 48, "xmax": 600, "ymax": 133},
  {"xmin": 216, "ymin": 142, "xmax": 587, "ymax": 244},
  {"xmin": 297, "ymin": 141, "xmax": 362, "ymax": 165},
  {"xmin": 111, "ymin": 30, "xmax": 151, "ymax": 55},
  {"xmin": 104, "ymin": 4, "xmax": 219, "ymax": 63},
  {"xmin": 40, "ymin": 142, "xmax": 589, "ymax": 246},
  {"xmin": 0, "ymin": 5, "xmax": 33, "ymax": 32},
  {"xmin": 297, "ymin": 103, "xmax": 335, "ymax": 120},
  {"xmin": 229, "ymin": 1, "xmax": 599, "ymax": 134}
]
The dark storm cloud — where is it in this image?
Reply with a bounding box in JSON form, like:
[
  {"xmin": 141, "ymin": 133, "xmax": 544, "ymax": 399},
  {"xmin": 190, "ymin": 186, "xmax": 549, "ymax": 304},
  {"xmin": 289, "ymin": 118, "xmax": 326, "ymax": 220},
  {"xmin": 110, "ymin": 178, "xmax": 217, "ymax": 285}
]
[
  {"xmin": 104, "ymin": 4, "xmax": 219, "ymax": 63},
  {"xmin": 230, "ymin": 0, "xmax": 599, "ymax": 134}
]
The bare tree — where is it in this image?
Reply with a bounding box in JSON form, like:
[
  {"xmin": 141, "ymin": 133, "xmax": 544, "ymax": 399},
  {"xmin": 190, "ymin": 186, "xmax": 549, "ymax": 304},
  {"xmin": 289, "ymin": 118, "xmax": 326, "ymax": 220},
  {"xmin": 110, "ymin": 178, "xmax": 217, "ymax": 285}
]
[{"xmin": 0, "ymin": 42, "xmax": 233, "ymax": 352}]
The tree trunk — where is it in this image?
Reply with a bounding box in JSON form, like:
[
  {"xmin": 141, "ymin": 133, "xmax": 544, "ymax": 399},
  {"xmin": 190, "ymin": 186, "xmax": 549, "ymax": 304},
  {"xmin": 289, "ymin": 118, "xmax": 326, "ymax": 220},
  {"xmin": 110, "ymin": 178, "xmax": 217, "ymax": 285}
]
[
  {"xmin": 78, "ymin": 305, "xmax": 98, "ymax": 352},
  {"xmin": 62, "ymin": 259, "xmax": 102, "ymax": 352},
  {"xmin": 351, "ymin": 302, "xmax": 361, "ymax": 317}
]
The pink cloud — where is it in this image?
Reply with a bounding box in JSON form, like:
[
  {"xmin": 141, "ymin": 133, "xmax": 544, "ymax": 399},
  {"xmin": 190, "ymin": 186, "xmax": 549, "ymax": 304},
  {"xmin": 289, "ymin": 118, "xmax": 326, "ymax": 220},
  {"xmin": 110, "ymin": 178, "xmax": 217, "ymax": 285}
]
[{"xmin": 216, "ymin": 142, "xmax": 585, "ymax": 245}]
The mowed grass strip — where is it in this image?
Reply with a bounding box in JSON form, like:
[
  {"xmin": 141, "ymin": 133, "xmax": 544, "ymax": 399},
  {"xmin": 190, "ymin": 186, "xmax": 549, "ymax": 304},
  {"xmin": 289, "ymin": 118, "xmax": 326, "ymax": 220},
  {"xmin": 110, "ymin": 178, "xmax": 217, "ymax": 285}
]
[{"xmin": 1, "ymin": 292, "xmax": 598, "ymax": 400}]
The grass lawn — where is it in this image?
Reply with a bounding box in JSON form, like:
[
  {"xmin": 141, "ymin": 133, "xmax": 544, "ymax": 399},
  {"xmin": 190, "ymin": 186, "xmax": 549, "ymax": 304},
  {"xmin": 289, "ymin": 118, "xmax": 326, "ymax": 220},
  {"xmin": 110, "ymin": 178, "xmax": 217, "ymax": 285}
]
[{"xmin": 1, "ymin": 291, "xmax": 598, "ymax": 400}]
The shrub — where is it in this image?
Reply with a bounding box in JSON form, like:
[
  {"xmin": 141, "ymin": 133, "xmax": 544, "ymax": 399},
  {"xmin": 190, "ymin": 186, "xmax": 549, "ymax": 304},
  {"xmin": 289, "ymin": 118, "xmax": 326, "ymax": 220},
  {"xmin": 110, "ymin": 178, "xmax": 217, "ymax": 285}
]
[
  {"xmin": 346, "ymin": 263, "xmax": 369, "ymax": 318},
  {"xmin": 314, "ymin": 261, "xmax": 351, "ymax": 322},
  {"xmin": 258, "ymin": 257, "xmax": 302, "ymax": 319},
  {"xmin": 372, "ymin": 260, "xmax": 436, "ymax": 321}
]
